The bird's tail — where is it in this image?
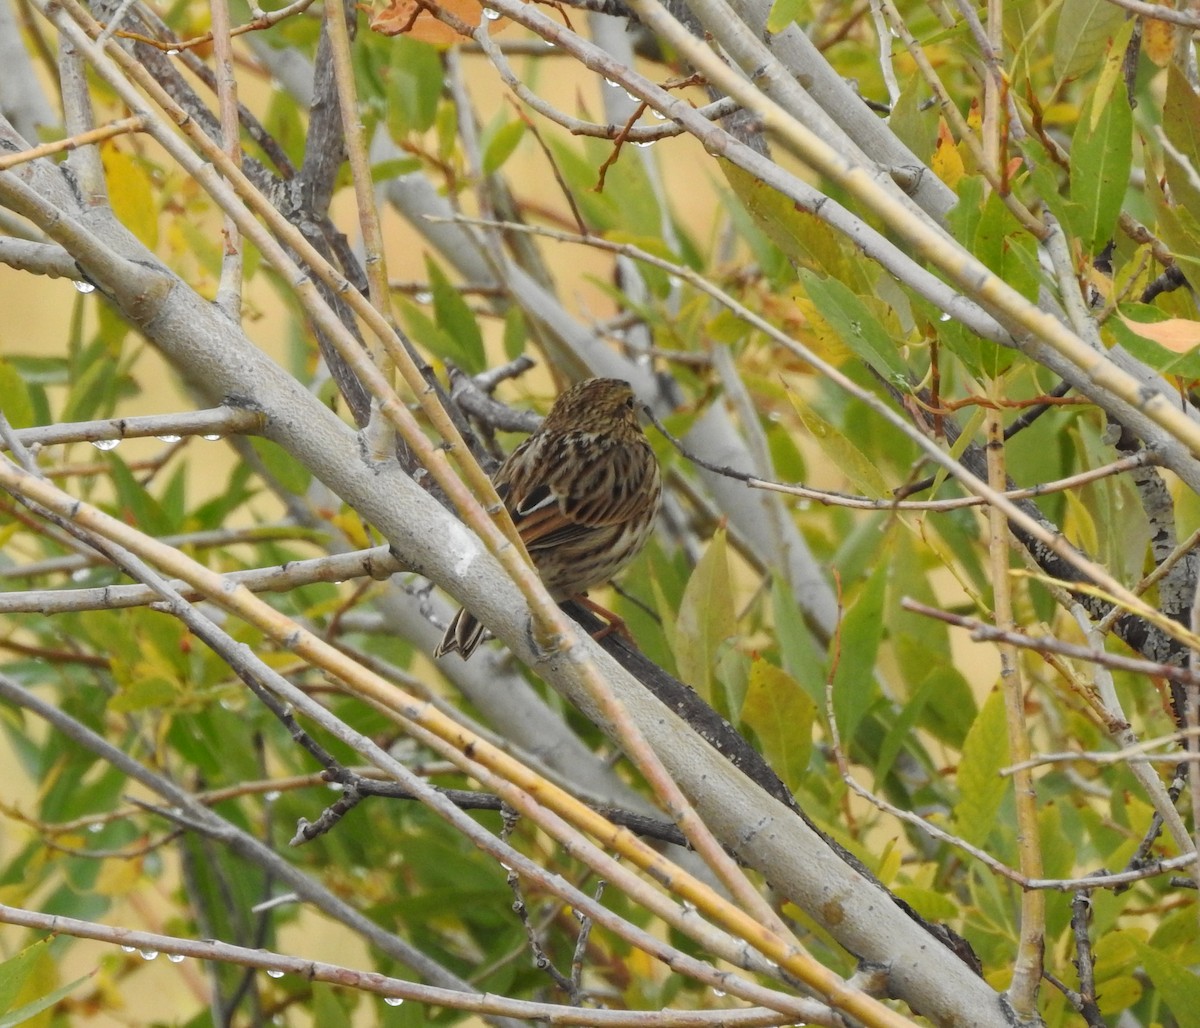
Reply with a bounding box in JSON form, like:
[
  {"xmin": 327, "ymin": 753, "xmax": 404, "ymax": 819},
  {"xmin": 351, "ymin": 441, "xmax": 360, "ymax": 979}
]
[{"xmin": 433, "ymin": 607, "xmax": 487, "ymax": 659}]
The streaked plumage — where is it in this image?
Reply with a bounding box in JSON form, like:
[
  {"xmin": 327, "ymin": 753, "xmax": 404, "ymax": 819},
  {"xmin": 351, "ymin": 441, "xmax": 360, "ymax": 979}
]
[{"xmin": 435, "ymin": 378, "xmax": 662, "ymax": 659}]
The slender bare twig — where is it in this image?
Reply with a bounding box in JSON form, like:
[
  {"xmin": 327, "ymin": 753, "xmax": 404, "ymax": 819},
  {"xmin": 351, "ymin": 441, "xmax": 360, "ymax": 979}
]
[
  {"xmin": 1102, "ymin": 0, "xmax": 1200, "ymax": 26},
  {"xmin": 0, "ymin": 116, "xmax": 145, "ymax": 170},
  {"xmin": 209, "ymin": 0, "xmax": 243, "ymax": 317},
  {"xmin": 985, "ymin": 411, "xmax": 1044, "ymax": 1017},
  {"xmin": 0, "ymin": 904, "xmax": 821, "ymax": 1026},
  {"xmin": 901, "ymin": 599, "xmax": 1200, "ymax": 688},
  {"xmin": 1, "ymin": 406, "xmax": 264, "ymax": 450}
]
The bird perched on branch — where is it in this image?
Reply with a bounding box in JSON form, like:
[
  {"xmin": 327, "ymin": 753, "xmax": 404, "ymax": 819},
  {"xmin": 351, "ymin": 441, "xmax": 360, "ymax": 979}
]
[{"xmin": 435, "ymin": 377, "xmax": 662, "ymax": 659}]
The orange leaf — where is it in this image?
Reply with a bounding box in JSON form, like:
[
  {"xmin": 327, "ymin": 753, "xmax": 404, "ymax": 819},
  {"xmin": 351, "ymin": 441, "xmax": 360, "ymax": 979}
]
[
  {"xmin": 1117, "ymin": 314, "xmax": 1200, "ymax": 353},
  {"xmin": 368, "ymin": 0, "xmax": 506, "ymax": 44},
  {"xmin": 1143, "ymin": 7, "xmax": 1178, "ymax": 67}
]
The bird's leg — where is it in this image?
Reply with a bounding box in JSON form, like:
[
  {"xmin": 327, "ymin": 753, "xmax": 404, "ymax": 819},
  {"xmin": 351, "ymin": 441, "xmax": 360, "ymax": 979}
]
[{"xmin": 569, "ymin": 594, "xmax": 635, "ymax": 644}]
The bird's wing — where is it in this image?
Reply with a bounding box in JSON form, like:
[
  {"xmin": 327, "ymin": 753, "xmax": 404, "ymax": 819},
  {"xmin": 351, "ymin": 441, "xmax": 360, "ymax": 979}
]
[{"xmin": 500, "ymin": 434, "xmax": 655, "ymax": 551}]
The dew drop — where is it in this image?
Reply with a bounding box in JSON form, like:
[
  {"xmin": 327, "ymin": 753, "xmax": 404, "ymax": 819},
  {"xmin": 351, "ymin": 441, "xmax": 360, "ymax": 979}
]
[
  {"xmin": 202, "ymin": 433, "xmax": 221, "ymax": 441},
  {"xmin": 88, "ymin": 822, "xmax": 104, "ymax": 833},
  {"xmin": 71, "ymin": 568, "xmax": 90, "ymax": 582},
  {"xmin": 712, "ymin": 987, "xmax": 727, "ymax": 997},
  {"xmin": 624, "ymin": 90, "xmax": 640, "ymax": 103},
  {"xmin": 139, "ymin": 949, "xmax": 159, "ymax": 960},
  {"xmin": 157, "ymin": 434, "xmax": 182, "ymax": 443},
  {"xmin": 327, "ymin": 782, "xmax": 344, "ymax": 792},
  {"xmin": 938, "ymin": 311, "xmax": 952, "ymax": 322},
  {"xmin": 481, "ymin": 7, "xmax": 500, "ymax": 18},
  {"xmin": 267, "ymin": 968, "xmax": 285, "ymax": 978},
  {"xmin": 384, "ymin": 997, "xmax": 404, "ymax": 1007},
  {"xmin": 634, "ymin": 140, "xmax": 654, "ymax": 148},
  {"xmin": 264, "ymin": 790, "xmax": 281, "ymax": 802},
  {"xmin": 413, "ymin": 291, "xmax": 433, "ymax": 304},
  {"xmin": 92, "ymin": 438, "xmax": 120, "ymax": 451},
  {"xmin": 166, "ymin": 48, "xmax": 180, "ymax": 55},
  {"xmin": 121, "ymin": 945, "xmax": 137, "ymax": 953},
  {"xmin": 604, "ymin": 78, "xmax": 620, "ymax": 89},
  {"xmin": 651, "ymin": 108, "xmax": 666, "ymax": 120},
  {"xmin": 73, "ymin": 280, "xmax": 96, "ymax": 293},
  {"xmin": 167, "ymin": 953, "xmax": 185, "ymax": 963}
]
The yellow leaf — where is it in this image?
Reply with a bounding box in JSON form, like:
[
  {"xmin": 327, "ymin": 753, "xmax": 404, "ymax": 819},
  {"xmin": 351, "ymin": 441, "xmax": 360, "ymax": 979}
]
[
  {"xmin": 1143, "ymin": 5, "xmax": 1178, "ymax": 66},
  {"xmin": 101, "ymin": 146, "xmax": 158, "ymax": 249},
  {"xmin": 787, "ymin": 393, "xmax": 889, "ymax": 497},
  {"xmin": 790, "ymin": 295, "xmax": 854, "ymax": 366},
  {"xmin": 739, "ymin": 658, "xmax": 814, "ymax": 792},
  {"xmin": 331, "ymin": 510, "xmax": 371, "ymax": 548},
  {"xmin": 876, "ymin": 837, "xmax": 902, "ymax": 884},
  {"xmin": 1064, "ymin": 489, "xmax": 1099, "ymax": 558},
  {"xmin": 95, "ymin": 855, "xmax": 145, "ymax": 897},
  {"xmin": 1091, "ymin": 19, "xmax": 1136, "ymax": 131},
  {"xmin": 931, "ymin": 119, "xmax": 965, "ymax": 189}
]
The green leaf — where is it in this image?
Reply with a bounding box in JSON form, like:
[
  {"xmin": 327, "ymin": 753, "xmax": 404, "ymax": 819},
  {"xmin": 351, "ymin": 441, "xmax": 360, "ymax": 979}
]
[
  {"xmin": 740, "ymin": 659, "xmax": 815, "ymax": 793},
  {"xmin": 799, "ymin": 271, "xmax": 909, "ymax": 385},
  {"xmin": 310, "ymin": 983, "xmax": 355, "ymax": 1028},
  {"xmin": 770, "ymin": 578, "xmax": 826, "ymax": 699},
  {"xmin": 1069, "ymin": 77, "xmax": 1131, "ymax": 252},
  {"xmin": 545, "ymin": 140, "xmax": 617, "ymax": 231},
  {"xmin": 766, "ymin": 0, "xmax": 807, "ymax": 33},
  {"xmin": 0, "ymin": 973, "xmax": 92, "ymax": 1028},
  {"xmin": 1163, "ymin": 64, "xmax": 1200, "ymax": 214},
  {"xmin": 914, "ymin": 662, "xmax": 978, "ymax": 748},
  {"xmin": 0, "ymin": 360, "xmax": 35, "ymax": 429},
  {"xmin": 482, "ymin": 119, "xmax": 526, "ymax": 175},
  {"xmin": 974, "ymin": 190, "xmax": 1038, "ymax": 309},
  {"xmin": 502, "ymin": 306, "xmax": 527, "ymax": 362},
  {"xmin": 61, "ymin": 339, "xmax": 118, "ymax": 423},
  {"xmin": 1131, "ymin": 938, "xmax": 1200, "ymax": 1024},
  {"xmin": 1052, "ymin": 0, "xmax": 1126, "ymax": 82},
  {"xmin": 724, "ymin": 163, "xmax": 860, "ymax": 285},
  {"xmin": 787, "ymin": 394, "xmax": 888, "ymax": 497},
  {"xmin": 386, "ymin": 37, "xmax": 442, "ymax": 136},
  {"xmin": 191, "ymin": 459, "xmax": 259, "ymax": 528},
  {"xmin": 109, "ymin": 675, "xmax": 177, "ymax": 713},
  {"xmin": 674, "ymin": 528, "xmax": 736, "ymax": 706},
  {"xmin": 426, "ymin": 258, "xmax": 486, "ymax": 373},
  {"xmin": 0, "ymin": 942, "xmax": 49, "ymax": 1014},
  {"xmin": 1148, "ymin": 177, "xmax": 1200, "ymax": 285},
  {"xmin": 398, "ymin": 298, "xmax": 474, "ymax": 371},
  {"xmin": 601, "ymin": 232, "xmax": 678, "ymax": 298},
  {"xmin": 891, "ymin": 886, "xmax": 958, "ymax": 922},
  {"xmin": 874, "ymin": 669, "xmax": 936, "ymax": 784},
  {"xmin": 371, "ymin": 157, "xmax": 423, "ymax": 183},
  {"xmin": 831, "ymin": 557, "xmax": 888, "ymax": 749},
  {"xmin": 108, "ymin": 454, "xmax": 171, "ymax": 537},
  {"xmin": 952, "ymin": 689, "xmax": 1010, "ymax": 846},
  {"xmin": 888, "ymin": 78, "xmax": 939, "ymax": 166}
]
